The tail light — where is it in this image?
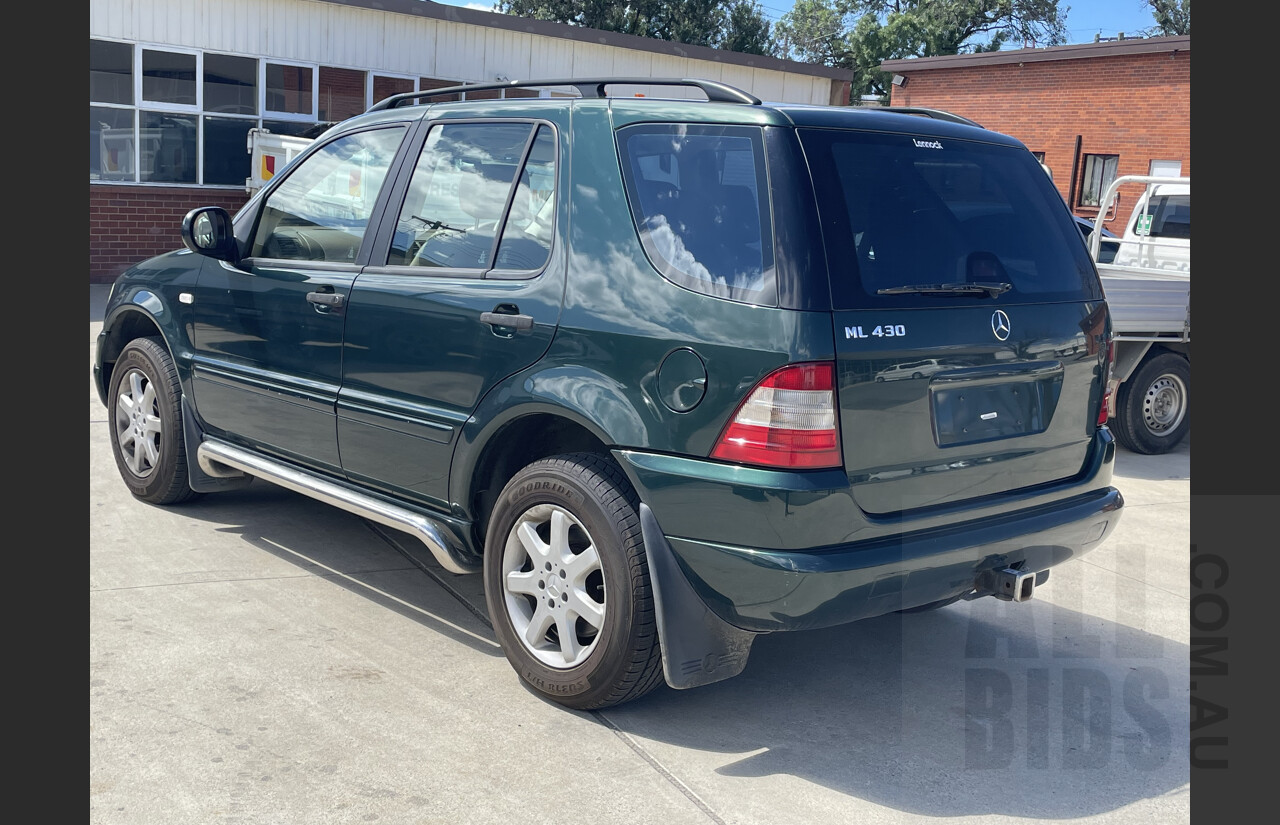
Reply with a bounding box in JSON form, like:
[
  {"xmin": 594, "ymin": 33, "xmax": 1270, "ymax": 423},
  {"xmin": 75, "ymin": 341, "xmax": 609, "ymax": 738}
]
[
  {"xmin": 711, "ymin": 362, "xmax": 841, "ymax": 469},
  {"xmin": 1098, "ymin": 337, "xmax": 1115, "ymax": 427}
]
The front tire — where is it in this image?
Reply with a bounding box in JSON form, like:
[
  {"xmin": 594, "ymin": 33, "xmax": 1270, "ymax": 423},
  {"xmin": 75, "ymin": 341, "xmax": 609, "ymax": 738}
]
[
  {"xmin": 107, "ymin": 337, "xmax": 198, "ymax": 505},
  {"xmin": 483, "ymin": 453, "xmax": 663, "ymax": 710},
  {"xmin": 1111, "ymin": 352, "xmax": 1190, "ymax": 454}
]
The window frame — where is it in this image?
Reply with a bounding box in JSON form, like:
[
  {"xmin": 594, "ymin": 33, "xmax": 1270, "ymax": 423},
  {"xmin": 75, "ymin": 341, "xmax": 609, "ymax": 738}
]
[
  {"xmin": 90, "ymin": 38, "xmax": 135, "ymax": 106},
  {"xmin": 138, "ymin": 45, "xmax": 202, "ymax": 112},
  {"xmin": 202, "ymin": 51, "xmax": 260, "ymax": 118},
  {"xmin": 1077, "ymin": 152, "xmax": 1120, "ymax": 210},
  {"xmin": 263, "ymin": 59, "xmax": 319, "ymax": 122},
  {"xmin": 369, "ymin": 73, "xmax": 418, "ymax": 109}
]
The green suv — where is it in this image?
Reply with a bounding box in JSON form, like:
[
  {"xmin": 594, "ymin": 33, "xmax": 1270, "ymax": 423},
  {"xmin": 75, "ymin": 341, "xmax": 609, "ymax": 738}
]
[{"xmin": 95, "ymin": 78, "xmax": 1123, "ymax": 709}]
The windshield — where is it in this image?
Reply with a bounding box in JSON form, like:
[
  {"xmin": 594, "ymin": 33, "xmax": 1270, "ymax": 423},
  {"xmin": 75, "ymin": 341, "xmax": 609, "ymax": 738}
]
[{"xmin": 799, "ymin": 129, "xmax": 1101, "ymax": 309}]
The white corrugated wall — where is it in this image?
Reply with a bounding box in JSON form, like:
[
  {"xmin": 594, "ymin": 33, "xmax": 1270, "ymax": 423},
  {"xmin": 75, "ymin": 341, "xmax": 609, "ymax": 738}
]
[{"xmin": 90, "ymin": 0, "xmax": 836, "ymax": 104}]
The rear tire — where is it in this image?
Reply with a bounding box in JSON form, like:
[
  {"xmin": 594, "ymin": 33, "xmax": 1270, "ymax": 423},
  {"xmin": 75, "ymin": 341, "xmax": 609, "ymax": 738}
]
[
  {"xmin": 1111, "ymin": 352, "xmax": 1190, "ymax": 455},
  {"xmin": 483, "ymin": 453, "xmax": 664, "ymax": 710},
  {"xmin": 107, "ymin": 337, "xmax": 198, "ymax": 505}
]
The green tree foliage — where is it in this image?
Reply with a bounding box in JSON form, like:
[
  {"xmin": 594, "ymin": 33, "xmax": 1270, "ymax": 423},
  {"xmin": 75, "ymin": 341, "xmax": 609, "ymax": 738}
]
[
  {"xmin": 775, "ymin": 1, "xmax": 1068, "ymax": 99},
  {"xmin": 1145, "ymin": 0, "xmax": 1190, "ymax": 36},
  {"xmin": 722, "ymin": 1, "xmax": 777, "ymax": 55},
  {"xmin": 494, "ymin": 0, "xmax": 776, "ymax": 55}
]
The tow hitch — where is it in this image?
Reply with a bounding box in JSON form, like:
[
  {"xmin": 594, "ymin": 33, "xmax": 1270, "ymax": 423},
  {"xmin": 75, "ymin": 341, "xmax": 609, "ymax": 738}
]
[{"xmin": 972, "ymin": 567, "xmax": 1041, "ymax": 602}]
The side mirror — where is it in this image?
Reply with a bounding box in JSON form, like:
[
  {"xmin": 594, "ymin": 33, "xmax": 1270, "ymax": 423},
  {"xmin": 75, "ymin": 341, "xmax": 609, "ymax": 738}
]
[{"xmin": 181, "ymin": 206, "xmax": 239, "ymax": 264}]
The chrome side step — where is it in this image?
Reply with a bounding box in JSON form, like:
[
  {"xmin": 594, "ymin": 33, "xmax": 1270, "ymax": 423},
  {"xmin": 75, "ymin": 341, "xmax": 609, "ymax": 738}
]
[{"xmin": 196, "ymin": 439, "xmax": 480, "ymax": 575}]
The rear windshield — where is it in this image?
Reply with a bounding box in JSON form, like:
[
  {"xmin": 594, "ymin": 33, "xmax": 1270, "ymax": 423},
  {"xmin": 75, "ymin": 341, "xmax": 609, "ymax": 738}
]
[
  {"xmin": 799, "ymin": 128, "xmax": 1100, "ymax": 309},
  {"xmin": 1138, "ymin": 194, "xmax": 1190, "ymax": 240}
]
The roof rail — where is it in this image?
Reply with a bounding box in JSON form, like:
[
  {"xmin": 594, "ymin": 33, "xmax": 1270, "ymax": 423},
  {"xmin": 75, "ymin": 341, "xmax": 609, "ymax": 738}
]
[
  {"xmin": 367, "ymin": 77, "xmax": 763, "ymax": 112},
  {"xmin": 881, "ymin": 107, "xmax": 983, "ymax": 128}
]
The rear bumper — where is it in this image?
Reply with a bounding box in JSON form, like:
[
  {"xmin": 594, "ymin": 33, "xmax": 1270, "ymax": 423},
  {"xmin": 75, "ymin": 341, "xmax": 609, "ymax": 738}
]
[
  {"xmin": 662, "ymin": 485, "xmax": 1120, "ymax": 632},
  {"xmin": 615, "ymin": 427, "xmax": 1122, "ymax": 633}
]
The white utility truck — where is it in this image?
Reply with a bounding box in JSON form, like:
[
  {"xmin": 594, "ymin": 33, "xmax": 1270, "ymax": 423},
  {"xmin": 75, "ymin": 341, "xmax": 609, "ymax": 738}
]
[
  {"xmin": 1088, "ymin": 175, "xmax": 1191, "ymax": 454},
  {"xmin": 244, "ymin": 127, "xmax": 316, "ymax": 194}
]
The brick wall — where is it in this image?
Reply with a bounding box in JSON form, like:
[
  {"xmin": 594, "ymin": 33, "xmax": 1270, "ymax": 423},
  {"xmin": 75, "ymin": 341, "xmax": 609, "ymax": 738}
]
[
  {"xmin": 889, "ymin": 49, "xmax": 1190, "ymax": 234},
  {"xmin": 89, "ymin": 186, "xmax": 250, "ymax": 283}
]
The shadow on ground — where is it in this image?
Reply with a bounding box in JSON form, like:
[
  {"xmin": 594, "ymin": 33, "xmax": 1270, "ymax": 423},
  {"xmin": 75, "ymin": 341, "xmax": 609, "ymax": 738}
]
[
  {"xmin": 602, "ymin": 597, "xmax": 1187, "ymax": 819},
  {"xmin": 136, "ymin": 477, "xmax": 1187, "ymax": 821}
]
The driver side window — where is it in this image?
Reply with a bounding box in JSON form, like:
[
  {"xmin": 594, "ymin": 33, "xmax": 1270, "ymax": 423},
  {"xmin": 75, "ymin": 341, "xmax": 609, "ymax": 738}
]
[{"xmin": 249, "ymin": 126, "xmax": 406, "ymax": 263}]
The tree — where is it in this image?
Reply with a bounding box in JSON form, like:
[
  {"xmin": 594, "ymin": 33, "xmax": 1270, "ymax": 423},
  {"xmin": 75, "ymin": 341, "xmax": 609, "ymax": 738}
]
[
  {"xmin": 494, "ymin": 0, "xmax": 776, "ymax": 55},
  {"xmin": 775, "ymin": 1, "xmax": 1068, "ymax": 99},
  {"xmin": 721, "ymin": 1, "xmax": 777, "ymax": 55},
  {"xmin": 1144, "ymin": 0, "xmax": 1190, "ymax": 36}
]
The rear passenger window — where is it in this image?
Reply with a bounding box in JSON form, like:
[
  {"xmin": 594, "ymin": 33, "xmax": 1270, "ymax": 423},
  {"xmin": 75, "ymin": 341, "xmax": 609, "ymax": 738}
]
[
  {"xmin": 618, "ymin": 124, "xmax": 775, "ymax": 305},
  {"xmin": 494, "ymin": 126, "xmax": 557, "ymax": 273},
  {"xmin": 388, "ymin": 122, "xmax": 535, "ymax": 271}
]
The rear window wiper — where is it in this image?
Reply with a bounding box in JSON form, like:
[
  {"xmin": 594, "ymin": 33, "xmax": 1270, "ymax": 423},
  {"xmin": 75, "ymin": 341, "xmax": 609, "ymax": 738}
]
[{"xmin": 877, "ymin": 282, "xmax": 1012, "ymax": 297}]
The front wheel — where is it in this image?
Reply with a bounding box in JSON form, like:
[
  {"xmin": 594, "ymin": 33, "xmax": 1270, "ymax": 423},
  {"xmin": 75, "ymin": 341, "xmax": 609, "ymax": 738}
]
[
  {"xmin": 107, "ymin": 337, "xmax": 198, "ymax": 505},
  {"xmin": 1111, "ymin": 352, "xmax": 1190, "ymax": 454},
  {"xmin": 483, "ymin": 454, "xmax": 664, "ymax": 709}
]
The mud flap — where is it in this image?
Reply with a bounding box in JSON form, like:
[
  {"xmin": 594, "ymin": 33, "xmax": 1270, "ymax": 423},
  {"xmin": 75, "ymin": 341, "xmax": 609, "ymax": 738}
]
[
  {"xmin": 640, "ymin": 503, "xmax": 759, "ymax": 690},
  {"xmin": 182, "ymin": 397, "xmax": 253, "ymax": 493}
]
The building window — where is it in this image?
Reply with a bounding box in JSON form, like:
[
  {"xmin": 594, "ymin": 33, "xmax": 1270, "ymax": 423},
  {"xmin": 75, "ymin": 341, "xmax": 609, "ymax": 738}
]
[
  {"xmin": 266, "ymin": 62, "xmax": 315, "ymax": 116},
  {"xmin": 319, "ymin": 67, "xmax": 366, "ymax": 122},
  {"xmin": 204, "ymin": 53, "xmax": 257, "ymax": 116},
  {"xmin": 91, "ymin": 107, "xmax": 135, "ymax": 180},
  {"xmin": 90, "ymin": 40, "xmax": 133, "ymax": 105},
  {"xmin": 1031, "ymin": 151, "xmax": 1045, "ymax": 162},
  {"xmin": 88, "ymin": 42, "xmax": 379, "ymax": 187},
  {"xmin": 372, "ymin": 75, "xmax": 415, "ymax": 109},
  {"xmin": 419, "ymin": 77, "xmax": 460, "ymax": 102},
  {"xmin": 1078, "ymin": 153, "xmax": 1119, "ymax": 208},
  {"xmin": 142, "ymin": 49, "xmax": 198, "ymax": 107},
  {"xmin": 139, "ymin": 111, "xmax": 197, "ymax": 183},
  {"xmin": 203, "ymin": 116, "xmax": 255, "ymax": 186}
]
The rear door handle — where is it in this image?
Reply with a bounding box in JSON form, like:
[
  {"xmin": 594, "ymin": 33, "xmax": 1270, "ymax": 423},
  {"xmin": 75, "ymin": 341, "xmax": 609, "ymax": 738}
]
[
  {"xmin": 306, "ymin": 290, "xmax": 345, "ymax": 308},
  {"xmin": 481, "ymin": 311, "xmax": 534, "ymax": 330}
]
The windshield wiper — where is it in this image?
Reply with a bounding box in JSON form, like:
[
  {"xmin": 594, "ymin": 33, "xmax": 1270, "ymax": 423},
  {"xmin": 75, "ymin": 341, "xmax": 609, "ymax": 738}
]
[
  {"xmin": 409, "ymin": 215, "xmax": 466, "ymax": 234},
  {"xmin": 877, "ymin": 282, "xmax": 1012, "ymax": 297}
]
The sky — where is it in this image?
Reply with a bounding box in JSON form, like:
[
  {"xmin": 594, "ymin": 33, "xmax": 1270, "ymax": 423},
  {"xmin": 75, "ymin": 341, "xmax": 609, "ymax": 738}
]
[{"xmin": 437, "ymin": 1, "xmax": 1162, "ymax": 46}]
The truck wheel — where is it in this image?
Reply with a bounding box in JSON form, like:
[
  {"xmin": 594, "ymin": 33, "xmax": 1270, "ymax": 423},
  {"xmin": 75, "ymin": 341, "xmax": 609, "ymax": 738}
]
[
  {"xmin": 107, "ymin": 337, "xmax": 198, "ymax": 505},
  {"xmin": 1111, "ymin": 352, "xmax": 1190, "ymax": 455},
  {"xmin": 483, "ymin": 453, "xmax": 664, "ymax": 710}
]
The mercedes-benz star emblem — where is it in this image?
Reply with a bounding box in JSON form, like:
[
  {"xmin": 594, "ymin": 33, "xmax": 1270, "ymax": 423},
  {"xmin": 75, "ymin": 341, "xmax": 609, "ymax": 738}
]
[{"xmin": 991, "ymin": 310, "xmax": 1011, "ymax": 341}]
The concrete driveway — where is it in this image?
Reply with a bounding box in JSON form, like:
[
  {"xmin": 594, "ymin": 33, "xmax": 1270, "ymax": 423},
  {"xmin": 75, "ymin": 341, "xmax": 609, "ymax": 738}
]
[{"xmin": 90, "ymin": 285, "xmax": 1190, "ymax": 824}]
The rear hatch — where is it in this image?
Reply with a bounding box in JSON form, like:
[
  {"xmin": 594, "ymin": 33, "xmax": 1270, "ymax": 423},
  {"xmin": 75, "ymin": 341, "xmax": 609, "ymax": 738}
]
[{"xmin": 799, "ymin": 126, "xmax": 1108, "ymax": 515}]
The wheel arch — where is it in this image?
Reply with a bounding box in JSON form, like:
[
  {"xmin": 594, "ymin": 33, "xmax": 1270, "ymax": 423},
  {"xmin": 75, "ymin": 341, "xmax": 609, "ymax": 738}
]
[
  {"xmin": 455, "ymin": 406, "xmax": 618, "ymax": 552},
  {"xmin": 453, "ymin": 363, "xmax": 655, "ymax": 551},
  {"xmin": 97, "ymin": 303, "xmax": 175, "ymax": 402}
]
